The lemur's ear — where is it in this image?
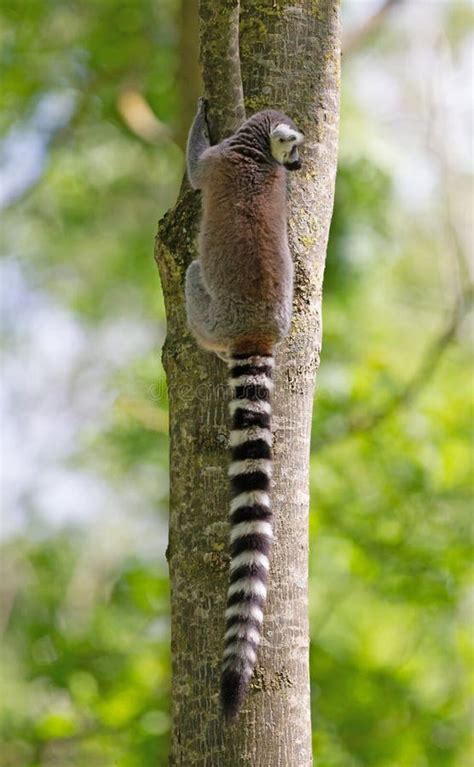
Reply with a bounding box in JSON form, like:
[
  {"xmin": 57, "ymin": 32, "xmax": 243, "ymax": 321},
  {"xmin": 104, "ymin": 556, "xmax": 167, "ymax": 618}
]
[
  {"xmin": 270, "ymin": 123, "xmax": 304, "ymax": 145},
  {"xmin": 271, "ymin": 124, "xmax": 295, "ymax": 142}
]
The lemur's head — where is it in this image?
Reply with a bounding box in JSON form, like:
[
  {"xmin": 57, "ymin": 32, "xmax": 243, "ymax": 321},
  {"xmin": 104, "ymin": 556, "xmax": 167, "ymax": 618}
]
[
  {"xmin": 270, "ymin": 121, "xmax": 304, "ymax": 171},
  {"xmin": 229, "ymin": 110, "xmax": 304, "ymax": 170}
]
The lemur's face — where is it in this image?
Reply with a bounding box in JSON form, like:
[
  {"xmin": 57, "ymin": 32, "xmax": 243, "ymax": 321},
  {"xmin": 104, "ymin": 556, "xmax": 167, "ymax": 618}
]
[{"xmin": 270, "ymin": 123, "xmax": 304, "ymax": 171}]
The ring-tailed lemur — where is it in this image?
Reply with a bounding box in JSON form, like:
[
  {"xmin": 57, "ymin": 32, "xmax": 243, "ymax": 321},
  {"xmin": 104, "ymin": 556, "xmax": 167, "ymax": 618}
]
[{"xmin": 185, "ymin": 98, "xmax": 304, "ymax": 720}]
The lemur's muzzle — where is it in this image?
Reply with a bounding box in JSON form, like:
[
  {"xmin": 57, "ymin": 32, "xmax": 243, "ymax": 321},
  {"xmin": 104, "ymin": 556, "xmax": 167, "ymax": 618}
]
[{"xmin": 284, "ymin": 145, "xmax": 302, "ymax": 171}]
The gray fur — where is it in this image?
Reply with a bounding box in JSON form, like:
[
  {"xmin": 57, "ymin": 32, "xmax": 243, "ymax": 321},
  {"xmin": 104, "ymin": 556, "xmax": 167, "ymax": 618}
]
[{"xmin": 186, "ymin": 97, "xmax": 212, "ymax": 190}]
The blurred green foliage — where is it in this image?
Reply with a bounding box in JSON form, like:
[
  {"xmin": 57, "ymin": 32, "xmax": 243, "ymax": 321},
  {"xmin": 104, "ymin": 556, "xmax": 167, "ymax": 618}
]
[{"xmin": 0, "ymin": 2, "xmax": 472, "ymax": 766}]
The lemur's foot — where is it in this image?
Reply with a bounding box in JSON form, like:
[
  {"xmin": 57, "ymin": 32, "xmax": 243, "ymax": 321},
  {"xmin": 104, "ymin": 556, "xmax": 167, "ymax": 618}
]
[{"xmin": 215, "ymin": 350, "xmax": 230, "ymax": 363}]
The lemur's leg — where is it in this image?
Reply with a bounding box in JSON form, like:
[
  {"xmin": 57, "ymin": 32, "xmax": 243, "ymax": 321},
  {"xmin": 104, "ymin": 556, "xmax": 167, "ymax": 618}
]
[
  {"xmin": 186, "ymin": 98, "xmax": 211, "ymax": 189},
  {"xmin": 185, "ymin": 261, "xmax": 229, "ymax": 355}
]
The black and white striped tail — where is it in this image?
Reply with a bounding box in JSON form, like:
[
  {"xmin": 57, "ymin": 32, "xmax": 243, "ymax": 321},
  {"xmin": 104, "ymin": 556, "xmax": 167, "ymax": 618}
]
[{"xmin": 221, "ymin": 351, "xmax": 274, "ymax": 720}]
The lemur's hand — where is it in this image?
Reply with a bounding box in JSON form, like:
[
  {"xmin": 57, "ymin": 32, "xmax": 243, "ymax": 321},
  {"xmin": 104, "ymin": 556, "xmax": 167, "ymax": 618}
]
[{"xmin": 197, "ymin": 97, "xmax": 211, "ymax": 142}]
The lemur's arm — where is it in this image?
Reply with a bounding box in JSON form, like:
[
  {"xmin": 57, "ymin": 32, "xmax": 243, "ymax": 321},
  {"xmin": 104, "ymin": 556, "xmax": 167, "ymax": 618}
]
[{"xmin": 186, "ymin": 98, "xmax": 212, "ymax": 189}]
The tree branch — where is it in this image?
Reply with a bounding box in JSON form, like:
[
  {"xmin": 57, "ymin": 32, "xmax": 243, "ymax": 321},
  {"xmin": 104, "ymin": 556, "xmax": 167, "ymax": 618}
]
[
  {"xmin": 343, "ymin": 0, "xmax": 404, "ymax": 56},
  {"xmin": 116, "ymin": 88, "xmax": 174, "ymax": 145},
  {"xmin": 177, "ymin": 0, "xmax": 202, "ymax": 150},
  {"xmin": 155, "ymin": 1, "xmax": 341, "ymax": 762},
  {"xmin": 199, "ymin": 0, "xmax": 245, "ymax": 139}
]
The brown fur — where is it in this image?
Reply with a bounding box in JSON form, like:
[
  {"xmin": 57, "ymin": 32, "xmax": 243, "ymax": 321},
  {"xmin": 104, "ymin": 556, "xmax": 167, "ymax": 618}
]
[{"xmin": 185, "ymin": 109, "xmax": 300, "ymax": 356}]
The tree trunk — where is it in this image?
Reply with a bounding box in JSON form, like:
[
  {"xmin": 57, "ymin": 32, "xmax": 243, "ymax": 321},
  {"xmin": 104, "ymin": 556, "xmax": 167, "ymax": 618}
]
[{"xmin": 154, "ymin": 2, "xmax": 341, "ymax": 765}]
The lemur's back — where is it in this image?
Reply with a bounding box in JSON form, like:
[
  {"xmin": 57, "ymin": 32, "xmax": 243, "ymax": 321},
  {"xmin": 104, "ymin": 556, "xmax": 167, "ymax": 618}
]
[{"xmin": 199, "ymin": 151, "xmax": 292, "ymax": 310}]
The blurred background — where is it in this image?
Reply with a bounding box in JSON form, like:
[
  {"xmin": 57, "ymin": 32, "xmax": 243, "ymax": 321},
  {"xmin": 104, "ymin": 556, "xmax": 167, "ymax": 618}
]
[{"xmin": 0, "ymin": 1, "xmax": 472, "ymax": 765}]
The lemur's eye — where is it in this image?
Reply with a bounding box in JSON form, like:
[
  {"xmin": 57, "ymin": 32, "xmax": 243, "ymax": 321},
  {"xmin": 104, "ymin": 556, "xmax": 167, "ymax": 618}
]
[{"xmin": 279, "ymin": 138, "xmax": 285, "ymax": 143}]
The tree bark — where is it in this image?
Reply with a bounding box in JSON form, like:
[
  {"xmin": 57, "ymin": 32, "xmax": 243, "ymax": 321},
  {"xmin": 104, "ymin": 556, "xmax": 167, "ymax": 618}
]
[{"xmin": 154, "ymin": 1, "xmax": 340, "ymax": 765}]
